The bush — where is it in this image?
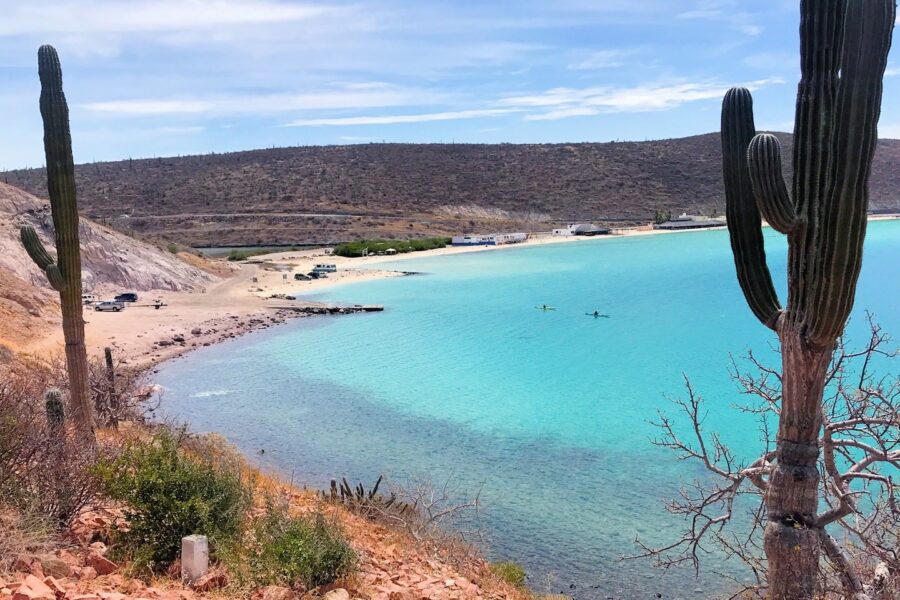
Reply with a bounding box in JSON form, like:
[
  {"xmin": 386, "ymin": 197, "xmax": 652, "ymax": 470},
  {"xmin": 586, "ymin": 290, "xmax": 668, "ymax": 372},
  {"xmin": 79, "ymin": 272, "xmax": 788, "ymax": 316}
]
[
  {"xmin": 95, "ymin": 431, "xmax": 250, "ymax": 575},
  {"xmin": 230, "ymin": 499, "xmax": 355, "ymax": 591},
  {"xmin": 0, "ymin": 361, "xmax": 99, "ymax": 525},
  {"xmin": 490, "ymin": 561, "xmax": 527, "ymax": 588},
  {"xmin": 333, "ymin": 237, "xmax": 451, "ymax": 258},
  {"xmin": 166, "ymin": 243, "xmax": 179, "ymax": 254}
]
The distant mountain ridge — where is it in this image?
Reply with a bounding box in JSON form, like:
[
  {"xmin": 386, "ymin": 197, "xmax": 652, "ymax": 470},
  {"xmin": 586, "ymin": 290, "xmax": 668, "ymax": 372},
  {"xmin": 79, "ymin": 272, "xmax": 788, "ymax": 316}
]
[{"xmin": 3, "ymin": 132, "xmax": 899, "ymax": 247}]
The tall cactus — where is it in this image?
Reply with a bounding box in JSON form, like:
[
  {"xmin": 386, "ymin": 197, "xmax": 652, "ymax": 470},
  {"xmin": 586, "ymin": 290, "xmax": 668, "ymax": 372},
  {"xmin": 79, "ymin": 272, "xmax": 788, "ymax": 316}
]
[
  {"xmin": 20, "ymin": 45, "xmax": 97, "ymax": 445},
  {"xmin": 721, "ymin": 1, "xmax": 894, "ymax": 598}
]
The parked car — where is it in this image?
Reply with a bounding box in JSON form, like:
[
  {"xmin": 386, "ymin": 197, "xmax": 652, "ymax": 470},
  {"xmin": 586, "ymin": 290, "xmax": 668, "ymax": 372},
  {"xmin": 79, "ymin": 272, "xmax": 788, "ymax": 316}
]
[
  {"xmin": 95, "ymin": 301, "xmax": 124, "ymax": 312},
  {"xmin": 81, "ymin": 294, "xmax": 98, "ymax": 305},
  {"xmin": 293, "ymin": 273, "xmax": 310, "ymax": 281},
  {"xmin": 114, "ymin": 292, "xmax": 138, "ymax": 303}
]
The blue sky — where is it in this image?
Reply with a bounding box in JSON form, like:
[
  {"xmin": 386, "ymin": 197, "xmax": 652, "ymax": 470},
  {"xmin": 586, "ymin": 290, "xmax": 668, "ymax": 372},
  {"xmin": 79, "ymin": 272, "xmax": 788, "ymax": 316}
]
[{"xmin": 1, "ymin": 0, "xmax": 899, "ymax": 170}]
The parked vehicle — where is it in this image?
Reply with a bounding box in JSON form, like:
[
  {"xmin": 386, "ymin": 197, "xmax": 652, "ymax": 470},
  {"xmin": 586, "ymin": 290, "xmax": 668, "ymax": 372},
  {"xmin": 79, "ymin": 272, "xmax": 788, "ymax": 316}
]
[
  {"xmin": 312, "ymin": 263, "xmax": 337, "ymax": 273},
  {"xmin": 294, "ymin": 273, "xmax": 310, "ymax": 281},
  {"xmin": 81, "ymin": 294, "xmax": 98, "ymax": 304},
  {"xmin": 114, "ymin": 292, "xmax": 138, "ymax": 303},
  {"xmin": 95, "ymin": 301, "xmax": 124, "ymax": 312}
]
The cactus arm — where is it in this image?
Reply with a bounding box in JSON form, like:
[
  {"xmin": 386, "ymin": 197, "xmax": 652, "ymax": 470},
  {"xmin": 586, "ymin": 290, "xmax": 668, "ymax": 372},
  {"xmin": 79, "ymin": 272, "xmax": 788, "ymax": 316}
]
[
  {"xmin": 807, "ymin": 0, "xmax": 896, "ymax": 345},
  {"xmin": 20, "ymin": 225, "xmax": 65, "ymax": 290},
  {"xmin": 721, "ymin": 87, "xmax": 782, "ymax": 331},
  {"xmin": 747, "ymin": 134, "xmax": 799, "ymax": 234}
]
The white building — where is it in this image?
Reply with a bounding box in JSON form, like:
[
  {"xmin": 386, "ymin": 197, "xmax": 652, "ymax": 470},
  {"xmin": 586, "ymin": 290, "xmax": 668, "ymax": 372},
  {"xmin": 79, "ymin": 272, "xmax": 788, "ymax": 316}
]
[{"xmin": 451, "ymin": 232, "xmax": 528, "ymax": 246}]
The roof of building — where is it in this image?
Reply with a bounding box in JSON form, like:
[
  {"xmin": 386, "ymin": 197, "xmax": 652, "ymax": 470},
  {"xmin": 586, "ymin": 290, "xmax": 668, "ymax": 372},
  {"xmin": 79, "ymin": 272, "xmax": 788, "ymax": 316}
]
[{"xmin": 570, "ymin": 223, "xmax": 609, "ymax": 233}]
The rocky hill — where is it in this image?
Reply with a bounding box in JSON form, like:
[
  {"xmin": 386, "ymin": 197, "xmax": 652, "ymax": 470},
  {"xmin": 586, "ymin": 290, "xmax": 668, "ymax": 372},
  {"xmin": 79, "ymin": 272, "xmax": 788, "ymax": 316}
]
[
  {"xmin": 3, "ymin": 133, "xmax": 900, "ymax": 247},
  {"xmin": 0, "ymin": 182, "xmax": 218, "ymax": 352}
]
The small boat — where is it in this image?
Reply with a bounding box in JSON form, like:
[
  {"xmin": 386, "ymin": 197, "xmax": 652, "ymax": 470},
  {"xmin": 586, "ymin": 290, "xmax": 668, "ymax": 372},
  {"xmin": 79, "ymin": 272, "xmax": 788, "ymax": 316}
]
[
  {"xmin": 536, "ymin": 305, "xmax": 556, "ymax": 311},
  {"xmin": 586, "ymin": 311, "xmax": 610, "ymax": 318}
]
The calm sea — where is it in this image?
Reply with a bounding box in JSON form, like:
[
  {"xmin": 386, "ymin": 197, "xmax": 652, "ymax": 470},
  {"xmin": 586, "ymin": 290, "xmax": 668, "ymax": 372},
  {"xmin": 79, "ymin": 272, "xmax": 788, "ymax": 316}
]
[{"xmin": 154, "ymin": 221, "xmax": 900, "ymax": 599}]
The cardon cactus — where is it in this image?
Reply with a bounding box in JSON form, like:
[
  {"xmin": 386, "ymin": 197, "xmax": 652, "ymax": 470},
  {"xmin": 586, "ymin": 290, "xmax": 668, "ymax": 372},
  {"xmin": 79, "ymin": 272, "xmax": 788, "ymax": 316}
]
[
  {"xmin": 721, "ymin": 1, "xmax": 894, "ymax": 598},
  {"xmin": 20, "ymin": 45, "xmax": 96, "ymax": 443}
]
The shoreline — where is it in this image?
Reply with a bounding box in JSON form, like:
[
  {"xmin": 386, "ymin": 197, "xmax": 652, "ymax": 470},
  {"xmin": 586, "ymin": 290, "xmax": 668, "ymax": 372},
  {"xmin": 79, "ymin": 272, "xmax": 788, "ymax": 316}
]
[{"xmin": 23, "ymin": 214, "xmax": 900, "ymax": 371}]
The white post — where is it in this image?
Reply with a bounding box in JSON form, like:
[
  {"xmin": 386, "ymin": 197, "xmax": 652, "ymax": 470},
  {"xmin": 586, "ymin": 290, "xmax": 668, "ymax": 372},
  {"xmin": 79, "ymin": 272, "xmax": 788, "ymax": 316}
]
[{"xmin": 181, "ymin": 535, "xmax": 209, "ymax": 584}]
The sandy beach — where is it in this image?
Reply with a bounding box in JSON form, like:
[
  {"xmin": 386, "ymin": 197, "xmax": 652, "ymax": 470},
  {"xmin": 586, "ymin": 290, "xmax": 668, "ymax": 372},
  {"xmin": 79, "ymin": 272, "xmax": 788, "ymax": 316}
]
[{"xmin": 23, "ymin": 215, "xmax": 900, "ymax": 369}]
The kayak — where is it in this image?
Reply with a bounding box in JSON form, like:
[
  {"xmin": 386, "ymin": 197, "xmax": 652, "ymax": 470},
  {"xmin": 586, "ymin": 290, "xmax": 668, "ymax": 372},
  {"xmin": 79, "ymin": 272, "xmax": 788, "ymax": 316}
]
[{"xmin": 585, "ymin": 313, "xmax": 610, "ymax": 318}]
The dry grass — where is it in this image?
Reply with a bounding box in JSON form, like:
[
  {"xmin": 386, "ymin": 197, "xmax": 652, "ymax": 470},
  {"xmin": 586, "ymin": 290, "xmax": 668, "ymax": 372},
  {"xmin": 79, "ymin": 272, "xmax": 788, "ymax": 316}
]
[{"xmin": 0, "ymin": 508, "xmax": 57, "ymax": 575}]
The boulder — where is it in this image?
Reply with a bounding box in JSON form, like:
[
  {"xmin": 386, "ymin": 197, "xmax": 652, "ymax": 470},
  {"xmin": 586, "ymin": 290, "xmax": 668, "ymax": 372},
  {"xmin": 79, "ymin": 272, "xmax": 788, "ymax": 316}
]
[
  {"xmin": 191, "ymin": 572, "xmax": 227, "ymax": 592},
  {"xmin": 322, "ymin": 590, "xmax": 351, "ymax": 600},
  {"xmin": 11, "ymin": 575, "xmax": 54, "ymax": 600},
  {"xmin": 257, "ymin": 586, "xmax": 295, "ymax": 600},
  {"xmin": 86, "ymin": 554, "xmax": 118, "ymax": 576},
  {"xmin": 38, "ymin": 556, "xmax": 70, "ymax": 579}
]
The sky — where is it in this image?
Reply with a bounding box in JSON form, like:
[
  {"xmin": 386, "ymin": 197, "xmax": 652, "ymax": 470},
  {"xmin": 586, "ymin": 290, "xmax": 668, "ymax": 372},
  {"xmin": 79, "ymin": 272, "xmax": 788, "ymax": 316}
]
[{"xmin": 1, "ymin": 0, "xmax": 899, "ymax": 170}]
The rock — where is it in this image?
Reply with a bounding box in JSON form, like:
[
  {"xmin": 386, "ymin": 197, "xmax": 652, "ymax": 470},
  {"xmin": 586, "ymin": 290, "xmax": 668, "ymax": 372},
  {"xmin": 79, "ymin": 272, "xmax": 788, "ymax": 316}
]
[
  {"xmin": 40, "ymin": 577, "xmax": 64, "ymax": 597},
  {"xmin": 257, "ymin": 586, "xmax": 295, "ymax": 600},
  {"xmin": 86, "ymin": 554, "xmax": 118, "ymax": 576},
  {"xmin": 322, "ymin": 591, "xmax": 351, "ymax": 600},
  {"xmin": 190, "ymin": 328, "xmax": 202, "ymax": 335},
  {"xmin": 191, "ymin": 572, "xmax": 227, "ymax": 592},
  {"xmin": 76, "ymin": 567, "xmax": 97, "ymax": 581},
  {"xmin": 38, "ymin": 556, "xmax": 70, "ymax": 579},
  {"xmin": 13, "ymin": 555, "xmax": 36, "ymax": 574},
  {"xmin": 11, "ymin": 575, "xmax": 54, "ymax": 600}
]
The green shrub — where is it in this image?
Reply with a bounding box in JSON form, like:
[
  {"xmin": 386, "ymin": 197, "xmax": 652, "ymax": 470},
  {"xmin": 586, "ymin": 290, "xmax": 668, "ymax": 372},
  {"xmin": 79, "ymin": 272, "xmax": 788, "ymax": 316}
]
[
  {"xmin": 490, "ymin": 561, "xmax": 527, "ymax": 588},
  {"xmin": 231, "ymin": 499, "xmax": 355, "ymax": 591},
  {"xmin": 333, "ymin": 237, "xmax": 451, "ymax": 258},
  {"xmin": 166, "ymin": 243, "xmax": 179, "ymax": 254},
  {"xmin": 95, "ymin": 431, "xmax": 250, "ymax": 575}
]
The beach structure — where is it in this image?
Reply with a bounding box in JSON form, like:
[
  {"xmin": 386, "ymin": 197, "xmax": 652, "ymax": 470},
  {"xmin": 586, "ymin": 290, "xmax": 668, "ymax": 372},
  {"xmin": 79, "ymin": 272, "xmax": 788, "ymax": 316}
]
[
  {"xmin": 552, "ymin": 223, "xmax": 611, "ymax": 236},
  {"xmin": 451, "ymin": 232, "xmax": 527, "ymax": 246},
  {"xmin": 653, "ymin": 213, "xmax": 726, "ymax": 230}
]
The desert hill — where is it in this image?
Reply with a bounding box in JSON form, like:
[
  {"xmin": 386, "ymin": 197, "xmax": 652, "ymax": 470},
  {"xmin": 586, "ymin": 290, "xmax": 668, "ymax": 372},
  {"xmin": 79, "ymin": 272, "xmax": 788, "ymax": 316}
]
[
  {"xmin": 3, "ymin": 133, "xmax": 900, "ymax": 247},
  {"xmin": 0, "ymin": 181, "xmax": 218, "ymax": 352}
]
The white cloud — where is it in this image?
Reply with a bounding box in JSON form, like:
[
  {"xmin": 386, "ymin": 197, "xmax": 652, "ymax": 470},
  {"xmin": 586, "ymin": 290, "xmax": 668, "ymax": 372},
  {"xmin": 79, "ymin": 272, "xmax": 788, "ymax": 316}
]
[
  {"xmin": 569, "ymin": 49, "xmax": 636, "ymax": 70},
  {"xmin": 0, "ymin": 0, "xmax": 335, "ymax": 35},
  {"xmin": 503, "ymin": 78, "xmax": 782, "ymax": 119},
  {"xmin": 677, "ymin": 1, "xmax": 762, "ymax": 36},
  {"xmin": 885, "ymin": 67, "xmax": 900, "ymax": 77},
  {"xmin": 83, "ymin": 84, "xmax": 444, "ymax": 116},
  {"xmin": 285, "ymin": 109, "xmax": 519, "ymax": 127}
]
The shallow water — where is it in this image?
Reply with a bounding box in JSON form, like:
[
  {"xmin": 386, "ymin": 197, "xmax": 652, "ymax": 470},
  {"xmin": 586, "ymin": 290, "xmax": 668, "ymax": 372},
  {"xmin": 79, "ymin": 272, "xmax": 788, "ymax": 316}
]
[{"xmin": 155, "ymin": 221, "xmax": 900, "ymax": 599}]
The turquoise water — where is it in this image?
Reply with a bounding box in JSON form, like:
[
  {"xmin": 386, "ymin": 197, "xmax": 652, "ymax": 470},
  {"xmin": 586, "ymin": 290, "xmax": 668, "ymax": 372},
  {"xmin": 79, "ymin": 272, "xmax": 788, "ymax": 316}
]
[{"xmin": 154, "ymin": 221, "xmax": 900, "ymax": 599}]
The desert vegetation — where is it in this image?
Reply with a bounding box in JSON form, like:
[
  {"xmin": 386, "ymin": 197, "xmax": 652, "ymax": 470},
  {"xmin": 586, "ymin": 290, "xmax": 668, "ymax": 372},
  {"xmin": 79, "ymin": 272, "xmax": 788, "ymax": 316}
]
[
  {"xmin": 4, "ymin": 135, "xmax": 900, "ymax": 247},
  {"xmin": 333, "ymin": 237, "xmax": 451, "ymax": 257}
]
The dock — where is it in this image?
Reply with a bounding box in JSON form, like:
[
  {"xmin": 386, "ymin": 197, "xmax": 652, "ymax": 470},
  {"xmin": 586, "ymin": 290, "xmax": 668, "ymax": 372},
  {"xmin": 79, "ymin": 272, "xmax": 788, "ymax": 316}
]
[{"xmin": 268, "ymin": 302, "xmax": 384, "ymax": 315}]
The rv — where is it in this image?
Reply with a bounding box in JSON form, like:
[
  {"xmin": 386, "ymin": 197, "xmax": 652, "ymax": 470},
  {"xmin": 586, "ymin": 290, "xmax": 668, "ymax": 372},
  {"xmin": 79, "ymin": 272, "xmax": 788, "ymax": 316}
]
[{"xmin": 312, "ymin": 263, "xmax": 337, "ymax": 273}]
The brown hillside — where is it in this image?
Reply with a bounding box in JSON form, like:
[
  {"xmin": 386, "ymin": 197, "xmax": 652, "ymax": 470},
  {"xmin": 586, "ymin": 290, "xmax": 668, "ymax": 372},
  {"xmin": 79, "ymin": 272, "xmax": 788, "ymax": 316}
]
[
  {"xmin": 0, "ymin": 182, "xmax": 219, "ymax": 353},
  {"xmin": 3, "ymin": 133, "xmax": 900, "ymax": 246}
]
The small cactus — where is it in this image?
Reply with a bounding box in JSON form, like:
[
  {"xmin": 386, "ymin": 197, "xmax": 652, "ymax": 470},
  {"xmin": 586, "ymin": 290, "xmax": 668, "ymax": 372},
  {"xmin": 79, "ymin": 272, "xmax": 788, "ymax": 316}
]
[
  {"xmin": 21, "ymin": 45, "xmax": 96, "ymax": 444},
  {"xmin": 45, "ymin": 388, "xmax": 65, "ymax": 433}
]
